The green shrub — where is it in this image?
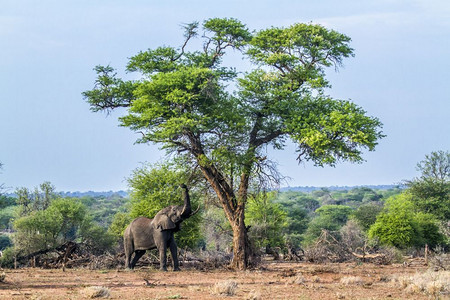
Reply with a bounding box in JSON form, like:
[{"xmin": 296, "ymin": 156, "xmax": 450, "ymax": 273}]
[
  {"xmin": 246, "ymin": 192, "xmax": 287, "ymax": 249},
  {"xmin": 108, "ymin": 212, "xmax": 133, "ymax": 239},
  {"xmin": 368, "ymin": 193, "xmax": 445, "ymax": 249},
  {"xmin": 302, "ymin": 205, "xmax": 352, "ymax": 245},
  {"xmin": 0, "ymin": 235, "xmax": 12, "ymax": 250},
  {"xmin": 0, "ymin": 247, "xmax": 17, "ymax": 268},
  {"xmin": 351, "ymin": 203, "xmax": 383, "ymax": 231}
]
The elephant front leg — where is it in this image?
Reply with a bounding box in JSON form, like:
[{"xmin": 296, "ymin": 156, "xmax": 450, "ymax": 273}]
[
  {"xmin": 158, "ymin": 246, "xmax": 168, "ymax": 271},
  {"xmin": 169, "ymin": 239, "xmax": 180, "ymax": 271}
]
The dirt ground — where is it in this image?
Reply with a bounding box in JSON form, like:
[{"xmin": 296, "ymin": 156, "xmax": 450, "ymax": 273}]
[{"xmin": 0, "ymin": 260, "xmax": 434, "ymax": 299}]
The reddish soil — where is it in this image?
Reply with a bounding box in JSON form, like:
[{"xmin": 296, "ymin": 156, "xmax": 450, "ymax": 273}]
[{"xmin": 0, "ymin": 261, "xmax": 430, "ymax": 299}]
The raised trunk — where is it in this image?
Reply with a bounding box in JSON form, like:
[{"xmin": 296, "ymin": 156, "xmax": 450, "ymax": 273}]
[{"xmin": 180, "ymin": 185, "xmax": 191, "ymax": 218}]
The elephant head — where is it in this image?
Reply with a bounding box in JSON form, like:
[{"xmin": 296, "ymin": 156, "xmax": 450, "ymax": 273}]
[{"xmin": 152, "ymin": 184, "xmax": 191, "ymax": 231}]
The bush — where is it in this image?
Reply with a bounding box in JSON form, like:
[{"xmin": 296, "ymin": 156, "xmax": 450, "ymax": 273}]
[
  {"xmin": 108, "ymin": 212, "xmax": 133, "ymax": 239},
  {"xmin": 0, "ymin": 247, "xmax": 17, "ymax": 267},
  {"xmin": 80, "ymin": 219, "xmax": 116, "ymax": 254},
  {"xmin": 0, "ymin": 234, "xmax": 12, "ymax": 250},
  {"xmin": 246, "ymin": 192, "xmax": 287, "ymax": 249},
  {"xmin": 408, "ymin": 178, "xmax": 450, "ymax": 221},
  {"xmin": 351, "ymin": 203, "xmax": 383, "ymax": 231},
  {"xmin": 11, "ymin": 194, "xmax": 115, "ymax": 258},
  {"xmin": 368, "ymin": 193, "xmax": 445, "ymax": 249},
  {"xmin": 302, "ymin": 205, "xmax": 352, "ymax": 245}
]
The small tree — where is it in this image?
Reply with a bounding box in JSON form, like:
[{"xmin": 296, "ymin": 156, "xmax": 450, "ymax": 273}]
[
  {"xmin": 11, "ymin": 183, "xmax": 115, "ymax": 256},
  {"xmin": 416, "ymin": 150, "xmax": 450, "ymax": 181},
  {"xmin": 84, "ymin": 18, "xmax": 384, "ymax": 269},
  {"xmin": 245, "ymin": 191, "xmax": 287, "ymax": 250},
  {"xmin": 351, "ymin": 203, "xmax": 383, "ymax": 231},
  {"xmin": 368, "ymin": 193, "xmax": 444, "ymax": 249},
  {"xmin": 408, "ymin": 179, "xmax": 450, "ymax": 221},
  {"xmin": 408, "ymin": 151, "xmax": 450, "ymax": 221},
  {"xmin": 15, "ymin": 182, "xmax": 56, "ymax": 216},
  {"xmin": 302, "ymin": 205, "xmax": 353, "ymax": 244},
  {"xmin": 108, "ymin": 212, "xmax": 133, "ymax": 239}
]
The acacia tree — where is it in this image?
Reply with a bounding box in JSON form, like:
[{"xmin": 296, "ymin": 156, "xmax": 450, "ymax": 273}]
[
  {"xmin": 83, "ymin": 18, "xmax": 383, "ymax": 269},
  {"xmin": 416, "ymin": 150, "xmax": 450, "ymax": 181},
  {"xmin": 408, "ymin": 150, "xmax": 450, "ymax": 220}
]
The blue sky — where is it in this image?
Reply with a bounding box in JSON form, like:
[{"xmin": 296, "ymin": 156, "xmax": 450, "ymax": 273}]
[{"xmin": 1, "ymin": 1, "xmax": 449, "ymax": 191}]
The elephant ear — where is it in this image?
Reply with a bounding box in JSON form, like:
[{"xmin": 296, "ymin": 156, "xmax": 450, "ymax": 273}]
[{"xmin": 153, "ymin": 211, "xmax": 176, "ymax": 231}]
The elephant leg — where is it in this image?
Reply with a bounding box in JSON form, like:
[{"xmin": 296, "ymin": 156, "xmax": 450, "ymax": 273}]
[
  {"xmin": 169, "ymin": 237, "xmax": 180, "ymax": 271},
  {"xmin": 124, "ymin": 238, "xmax": 134, "ymax": 269},
  {"xmin": 157, "ymin": 244, "xmax": 168, "ymax": 271},
  {"xmin": 125, "ymin": 250, "xmax": 132, "ymax": 269},
  {"xmin": 130, "ymin": 250, "xmax": 146, "ymax": 269}
]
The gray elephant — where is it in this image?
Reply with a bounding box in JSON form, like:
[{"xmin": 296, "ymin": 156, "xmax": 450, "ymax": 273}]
[{"xmin": 124, "ymin": 184, "xmax": 193, "ymax": 271}]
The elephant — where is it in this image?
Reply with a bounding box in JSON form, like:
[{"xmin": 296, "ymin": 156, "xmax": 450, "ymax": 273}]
[{"xmin": 124, "ymin": 184, "xmax": 193, "ymax": 271}]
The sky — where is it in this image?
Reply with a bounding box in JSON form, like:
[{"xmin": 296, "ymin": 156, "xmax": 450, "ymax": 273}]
[{"xmin": 1, "ymin": 0, "xmax": 449, "ymax": 192}]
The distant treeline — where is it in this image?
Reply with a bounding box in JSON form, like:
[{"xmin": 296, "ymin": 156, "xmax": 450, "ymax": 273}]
[
  {"xmin": 5, "ymin": 185, "xmax": 403, "ymax": 198},
  {"xmin": 280, "ymin": 185, "xmax": 404, "ymax": 193}
]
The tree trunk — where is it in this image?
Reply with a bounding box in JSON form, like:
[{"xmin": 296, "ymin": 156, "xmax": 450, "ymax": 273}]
[
  {"xmin": 197, "ymin": 163, "xmax": 251, "ymax": 270},
  {"xmin": 230, "ymin": 205, "xmax": 249, "ymax": 270},
  {"xmin": 188, "ymin": 134, "xmax": 252, "ymax": 270}
]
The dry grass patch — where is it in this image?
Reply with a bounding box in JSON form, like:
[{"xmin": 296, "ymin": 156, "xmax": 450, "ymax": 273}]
[
  {"xmin": 394, "ymin": 270, "xmax": 449, "ymax": 298},
  {"xmin": 340, "ymin": 276, "xmax": 364, "ymax": 285},
  {"xmin": 80, "ymin": 286, "xmax": 111, "ymax": 298},
  {"xmin": 245, "ymin": 290, "xmax": 262, "ymax": 300},
  {"xmin": 211, "ymin": 280, "xmax": 238, "ymax": 296}
]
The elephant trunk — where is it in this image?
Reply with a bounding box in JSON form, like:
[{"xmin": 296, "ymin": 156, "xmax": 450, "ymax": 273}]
[{"xmin": 180, "ymin": 184, "xmax": 191, "ymax": 218}]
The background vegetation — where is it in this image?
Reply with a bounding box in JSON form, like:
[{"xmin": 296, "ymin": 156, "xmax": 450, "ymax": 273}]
[{"xmin": 0, "ymin": 151, "xmax": 448, "ymax": 267}]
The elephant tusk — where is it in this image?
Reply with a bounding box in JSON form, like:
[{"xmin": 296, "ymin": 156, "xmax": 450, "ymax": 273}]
[{"xmin": 190, "ymin": 205, "xmax": 201, "ymax": 216}]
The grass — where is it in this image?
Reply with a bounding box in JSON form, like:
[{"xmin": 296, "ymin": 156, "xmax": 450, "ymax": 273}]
[
  {"xmin": 211, "ymin": 280, "xmax": 238, "ymax": 296},
  {"xmin": 340, "ymin": 276, "xmax": 364, "ymax": 285},
  {"xmin": 80, "ymin": 286, "xmax": 111, "ymax": 298},
  {"xmin": 394, "ymin": 270, "xmax": 449, "ymax": 298}
]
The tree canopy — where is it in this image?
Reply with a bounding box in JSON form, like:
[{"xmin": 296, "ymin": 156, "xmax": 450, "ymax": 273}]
[
  {"xmin": 408, "ymin": 150, "xmax": 450, "ymax": 221},
  {"xmin": 416, "ymin": 150, "xmax": 450, "ymax": 181},
  {"xmin": 83, "ymin": 18, "xmax": 384, "ymax": 269}
]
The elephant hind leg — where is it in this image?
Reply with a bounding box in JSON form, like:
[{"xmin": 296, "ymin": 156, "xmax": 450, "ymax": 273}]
[
  {"xmin": 169, "ymin": 238, "xmax": 180, "ymax": 271},
  {"xmin": 130, "ymin": 250, "xmax": 146, "ymax": 269},
  {"xmin": 124, "ymin": 237, "xmax": 134, "ymax": 269}
]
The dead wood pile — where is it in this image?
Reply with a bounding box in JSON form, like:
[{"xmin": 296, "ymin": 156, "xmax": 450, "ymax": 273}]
[
  {"xmin": 302, "ymin": 230, "xmax": 398, "ymax": 265},
  {"xmin": 12, "ymin": 242, "xmax": 124, "ymax": 269}
]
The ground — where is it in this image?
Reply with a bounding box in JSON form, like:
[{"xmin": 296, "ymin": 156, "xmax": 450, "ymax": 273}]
[{"xmin": 0, "ymin": 260, "xmax": 434, "ymax": 299}]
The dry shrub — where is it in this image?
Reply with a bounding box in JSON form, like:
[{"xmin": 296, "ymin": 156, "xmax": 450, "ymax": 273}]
[
  {"xmin": 340, "ymin": 276, "xmax": 364, "ymax": 285},
  {"xmin": 285, "ymin": 273, "xmax": 306, "ymax": 285},
  {"xmin": 292, "ymin": 274, "xmax": 306, "ymax": 285},
  {"xmin": 340, "ymin": 220, "xmax": 366, "ymax": 250},
  {"xmin": 183, "ymin": 250, "xmax": 232, "ymax": 270},
  {"xmin": 80, "ymin": 286, "xmax": 111, "ymax": 298},
  {"xmin": 211, "ymin": 280, "xmax": 238, "ymax": 296},
  {"xmin": 306, "ymin": 265, "xmax": 339, "ymax": 275},
  {"xmin": 394, "ymin": 270, "xmax": 450, "ymax": 298},
  {"xmin": 304, "ymin": 228, "xmax": 402, "ymax": 265},
  {"xmin": 429, "ymin": 247, "xmax": 450, "ymax": 271},
  {"xmin": 373, "ymin": 246, "xmax": 403, "ymax": 265}
]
